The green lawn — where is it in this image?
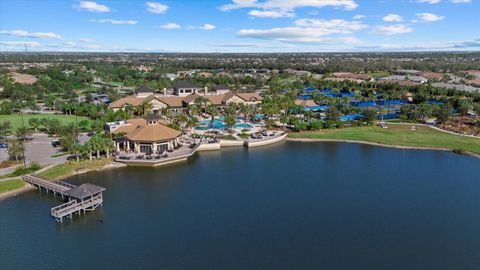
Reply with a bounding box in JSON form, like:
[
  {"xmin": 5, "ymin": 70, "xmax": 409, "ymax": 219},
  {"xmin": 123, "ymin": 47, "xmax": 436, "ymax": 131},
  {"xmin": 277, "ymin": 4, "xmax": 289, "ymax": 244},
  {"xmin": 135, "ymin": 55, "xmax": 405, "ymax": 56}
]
[
  {"xmin": 288, "ymin": 124, "xmax": 480, "ymax": 155},
  {"xmin": 0, "ymin": 179, "xmax": 25, "ymax": 194},
  {"xmin": 0, "ymin": 114, "xmax": 92, "ymax": 130},
  {"xmin": 368, "ymin": 71, "xmax": 391, "ymax": 78},
  {"xmin": 38, "ymin": 159, "xmax": 112, "ymax": 180}
]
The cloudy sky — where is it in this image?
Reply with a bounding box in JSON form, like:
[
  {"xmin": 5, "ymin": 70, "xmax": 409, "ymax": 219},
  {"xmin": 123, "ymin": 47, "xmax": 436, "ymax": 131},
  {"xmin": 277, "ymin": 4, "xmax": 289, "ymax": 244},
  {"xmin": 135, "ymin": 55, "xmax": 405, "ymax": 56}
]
[{"xmin": 0, "ymin": 0, "xmax": 479, "ymax": 52}]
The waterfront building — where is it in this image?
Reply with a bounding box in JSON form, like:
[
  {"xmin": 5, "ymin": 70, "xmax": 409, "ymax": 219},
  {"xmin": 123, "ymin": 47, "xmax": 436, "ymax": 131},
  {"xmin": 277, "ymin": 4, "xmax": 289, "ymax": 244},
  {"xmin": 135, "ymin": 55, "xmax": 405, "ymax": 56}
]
[{"xmin": 111, "ymin": 115, "xmax": 181, "ymax": 154}]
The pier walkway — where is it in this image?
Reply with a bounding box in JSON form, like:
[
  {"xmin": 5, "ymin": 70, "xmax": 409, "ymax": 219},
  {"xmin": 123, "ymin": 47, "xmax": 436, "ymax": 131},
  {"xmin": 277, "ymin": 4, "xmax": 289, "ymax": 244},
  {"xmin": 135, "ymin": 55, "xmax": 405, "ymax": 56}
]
[{"xmin": 23, "ymin": 174, "xmax": 105, "ymax": 222}]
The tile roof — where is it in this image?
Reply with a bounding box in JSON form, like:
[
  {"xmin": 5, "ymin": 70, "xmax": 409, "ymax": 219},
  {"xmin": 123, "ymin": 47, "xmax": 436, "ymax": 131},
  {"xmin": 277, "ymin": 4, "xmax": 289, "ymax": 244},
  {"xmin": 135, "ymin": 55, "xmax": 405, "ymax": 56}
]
[
  {"xmin": 126, "ymin": 123, "xmax": 181, "ymax": 142},
  {"xmin": 158, "ymin": 96, "xmax": 184, "ymax": 108},
  {"xmin": 236, "ymin": 92, "xmax": 263, "ymax": 102}
]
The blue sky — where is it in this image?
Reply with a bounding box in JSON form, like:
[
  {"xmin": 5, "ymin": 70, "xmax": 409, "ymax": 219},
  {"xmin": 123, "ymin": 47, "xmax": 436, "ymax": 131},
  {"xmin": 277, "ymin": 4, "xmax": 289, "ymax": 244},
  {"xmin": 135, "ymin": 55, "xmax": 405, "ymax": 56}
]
[{"xmin": 0, "ymin": 0, "xmax": 479, "ymax": 52}]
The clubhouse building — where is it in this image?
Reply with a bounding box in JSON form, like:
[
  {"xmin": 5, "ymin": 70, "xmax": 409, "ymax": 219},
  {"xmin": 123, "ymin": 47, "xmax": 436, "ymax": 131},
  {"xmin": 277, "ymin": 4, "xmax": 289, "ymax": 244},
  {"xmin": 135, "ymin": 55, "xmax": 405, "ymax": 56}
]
[{"xmin": 111, "ymin": 115, "xmax": 181, "ymax": 154}]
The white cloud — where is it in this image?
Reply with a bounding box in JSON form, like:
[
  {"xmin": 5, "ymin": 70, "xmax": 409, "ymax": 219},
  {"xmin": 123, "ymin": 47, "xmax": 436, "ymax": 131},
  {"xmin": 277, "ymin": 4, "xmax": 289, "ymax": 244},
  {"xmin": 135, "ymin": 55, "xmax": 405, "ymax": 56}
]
[
  {"xmin": 220, "ymin": 0, "xmax": 358, "ymax": 18},
  {"xmin": 237, "ymin": 18, "xmax": 365, "ymax": 43},
  {"xmin": 78, "ymin": 37, "xmax": 95, "ymax": 43},
  {"xmin": 416, "ymin": 13, "xmax": 444, "ymax": 22},
  {"xmin": 158, "ymin": 23, "xmax": 181, "ymax": 29},
  {"xmin": 248, "ymin": 9, "xmax": 294, "ymax": 18},
  {"xmin": 89, "ymin": 19, "xmax": 138, "ymax": 25},
  {"xmin": 370, "ymin": 24, "xmax": 413, "ymax": 35},
  {"xmin": 415, "ymin": 0, "xmax": 441, "ymax": 4},
  {"xmin": 197, "ymin": 24, "xmax": 216, "ymax": 30},
  {"xmin": 221, "ymin": 0, "xmax": 358, "ymax": 11},
  {"xmin": 0, "ymin": 41, "xmax": 41, "ymax": 47},
  {"xmin": 63, "ymin": 41, "xmax": 77, "ymax": 47},
  {"xmin": 77, "ymin": 1, "xmax": 110, "ymax": 12},
  {"xmin": 353, "ymin": 14, "xmax": 365, "ymax": 20},
  {"xmin": 145, "ymin": 2, "xmax": 168, "ymax": 14},
  {"xmin": 451, "ymin": 0, "xmax": 471, "ymax": 3},
  {"xmin": 383, "ymin": 14, "xmax": 402, "ymax": 22},
  {"xmin": 0, "ymin": 30, "xmax": 63, "ymax": 40}
]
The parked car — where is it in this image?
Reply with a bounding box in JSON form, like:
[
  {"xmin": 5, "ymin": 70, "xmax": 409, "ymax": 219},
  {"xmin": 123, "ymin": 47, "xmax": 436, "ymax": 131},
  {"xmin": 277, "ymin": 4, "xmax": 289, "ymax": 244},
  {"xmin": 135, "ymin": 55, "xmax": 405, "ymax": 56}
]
[
  {"xmin": 51, "ymin": 139, "xmax": 61, "ymax": 147},
  {"xmin": 0, "ymin": 143, "xmax": 8, "ymax": 148}
]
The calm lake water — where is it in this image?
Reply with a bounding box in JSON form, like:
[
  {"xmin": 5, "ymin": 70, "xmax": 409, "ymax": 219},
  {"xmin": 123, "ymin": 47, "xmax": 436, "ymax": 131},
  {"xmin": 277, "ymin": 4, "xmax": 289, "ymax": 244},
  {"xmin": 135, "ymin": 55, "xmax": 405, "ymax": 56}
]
[{"xmin": 1, "ymin": 142, "xmax": 480, "ymax": 270}]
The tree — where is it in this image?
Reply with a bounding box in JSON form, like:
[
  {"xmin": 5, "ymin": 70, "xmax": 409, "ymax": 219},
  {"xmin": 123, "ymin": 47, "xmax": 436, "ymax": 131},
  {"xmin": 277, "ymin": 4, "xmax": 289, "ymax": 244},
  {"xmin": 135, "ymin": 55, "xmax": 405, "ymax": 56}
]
[
  {"xmin": 363, "ymin": 109, "xmax": 377, "ymax": 124},
  {"xmin": 174, "ymin": 114, "xmax": 189, "ymax": 133},
  {"xmin": 206, "ymin": 105, "xmax": 219, "ymax": 126},
  {"xmin": 224, "ymin": 114, "xmax": 236, "ymax": 133},
  {"xmin": 325, "ymin": 106, "xmax": 341, "ymax": 121},
  {"xmin": 8, "ymin": 140, "xmax": 24, "ymax": 161},
  {"xmin": 0, "ymin": 120, "xmax": 11, "ymax": 142},
  {"xmin": 15, "ymin": 127, "xmax": 32, "ymax": 141},
  {"xmin": 134, "ymin": 102, "xmax": 153, "ymax": 116},
  {"xmin": 28, "ymin": 118, "xmax": 41, "ymax": 132},
  {"xmin": 224, "ymin": 103, "xmax": 237, "ymax": 117},
  {"xmin": 378, "ymin": 107, "xmax": 388, "ymax": 123},
  {"xmin": 436, "ymin": 105, "xmax": 452, "ymax": 124}
]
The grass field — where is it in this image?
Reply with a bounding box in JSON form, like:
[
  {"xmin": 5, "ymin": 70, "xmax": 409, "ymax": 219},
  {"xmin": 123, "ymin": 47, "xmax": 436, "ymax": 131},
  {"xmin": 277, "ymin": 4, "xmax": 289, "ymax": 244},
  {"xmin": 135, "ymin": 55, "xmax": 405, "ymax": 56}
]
[
  {"xmin": 368, "ymin": 71, "xmax": 391, "ymax": 78},
  {"xmin": 288, "ymin": 124, "xmax": 480, "ymax": 155},
  {"xmin": 38, "ymin": 159, "xmax": 112, "ymax": 180},
  {"xmin": 0, "ymin": 179, "xmax": 25, "ymax": 194},
  {"xmin": 0, "ymin": 114, "xmax": 92, "ymax": 130}
]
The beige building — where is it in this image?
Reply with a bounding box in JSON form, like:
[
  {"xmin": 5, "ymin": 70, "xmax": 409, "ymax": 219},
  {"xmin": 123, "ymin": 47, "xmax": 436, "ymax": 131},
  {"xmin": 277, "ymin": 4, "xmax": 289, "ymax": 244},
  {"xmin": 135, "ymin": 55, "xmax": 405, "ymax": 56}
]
[
  {"xmin": 112, "ymin": 116, "xmax": 181, "ymax": 154},
  {"xmin": 109, "ymin": 86, "xmax": 168, "ymax": 114}
]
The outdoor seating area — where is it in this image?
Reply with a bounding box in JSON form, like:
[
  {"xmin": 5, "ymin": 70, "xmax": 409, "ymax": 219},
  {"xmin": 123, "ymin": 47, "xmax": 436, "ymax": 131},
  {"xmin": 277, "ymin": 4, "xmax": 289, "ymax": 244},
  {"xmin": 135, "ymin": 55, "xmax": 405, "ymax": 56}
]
[{"xmin": 115, "ymin": 142, "xmax": 198, "ymax": 163}]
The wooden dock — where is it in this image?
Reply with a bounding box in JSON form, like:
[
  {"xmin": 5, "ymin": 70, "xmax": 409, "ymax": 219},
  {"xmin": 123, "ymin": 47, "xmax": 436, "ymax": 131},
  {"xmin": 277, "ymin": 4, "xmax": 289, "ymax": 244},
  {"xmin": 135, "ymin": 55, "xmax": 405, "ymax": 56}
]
[{"xmin": 23, "ymin": 174, "xmax": 105, "ymax": 223}]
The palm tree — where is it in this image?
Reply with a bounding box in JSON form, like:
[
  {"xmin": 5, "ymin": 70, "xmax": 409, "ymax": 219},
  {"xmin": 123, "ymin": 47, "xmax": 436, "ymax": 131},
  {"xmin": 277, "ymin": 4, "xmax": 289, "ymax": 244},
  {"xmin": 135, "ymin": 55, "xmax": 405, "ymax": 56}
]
[
  {"xmin": 238, "ymin": 103, "xmax": 249, "ymax": 122},
  {"xmin": 188, "ymin": 104, "xmax": 201, "ymax": 118},
  {"xmin": 225, "ymin": 103, "xmax": 238, "ymax": 117},
  {"xmin": 224, "ymin": 114, "xmax": 236, "ymax": 133},
  {"xmin": 186, "ymin": 116, "xmax": 198, "ymax": 131},
  {"xmin": 195, "ymin": 96, "xmax": 210, "ymax": 113},
  {"xmin": 206, "ymin": 105, "xmax": 219, "ymax": 126},
  {"xmin": 379, "ymin": 107, "xmax": 388, "ymax": 123},
  {"xmin": 175, "ymin": 114, "xmax": 189, "ymax": 133},
  {"xmin": 134, "ymin": 102, "xmax": 153, "ymax": 116}
]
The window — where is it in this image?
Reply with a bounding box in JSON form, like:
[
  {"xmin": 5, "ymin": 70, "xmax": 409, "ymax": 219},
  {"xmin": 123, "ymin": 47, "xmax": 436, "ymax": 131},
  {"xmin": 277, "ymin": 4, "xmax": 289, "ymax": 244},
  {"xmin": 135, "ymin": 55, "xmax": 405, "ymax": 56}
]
[
  {"xmin": 140, "ymin": 144, "xmax": 152, "ymax": 154},
  {"xmin": 156, "ymin": 143, "xmax": 168, "ymax": 153}
]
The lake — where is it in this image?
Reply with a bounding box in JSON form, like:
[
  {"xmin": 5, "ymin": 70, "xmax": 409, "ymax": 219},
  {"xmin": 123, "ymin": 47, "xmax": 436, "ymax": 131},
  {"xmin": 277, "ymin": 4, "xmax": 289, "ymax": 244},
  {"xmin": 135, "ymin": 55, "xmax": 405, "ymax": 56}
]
[{"xmin": 1, "ymin": 142, "xmax": 480, "ymax": 269}]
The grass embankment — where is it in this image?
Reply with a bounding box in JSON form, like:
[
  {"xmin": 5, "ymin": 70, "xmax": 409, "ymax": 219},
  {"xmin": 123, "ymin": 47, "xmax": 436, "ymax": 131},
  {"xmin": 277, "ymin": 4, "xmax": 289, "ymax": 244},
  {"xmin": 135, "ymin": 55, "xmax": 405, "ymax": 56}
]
[
  {"xmin": 288, "ymin": 124, "xmax": 480, "ymax": 155},
  {"xmin": 0, "ymin": 179, "xmax": 25, "ymax": 194},
  {"xmin": 0, "ymin": 114, "xmax": 92, "ymax": 130},
  {"xmin": 38, "ymin": 159, "xmax": 112, "ymax": 180}
]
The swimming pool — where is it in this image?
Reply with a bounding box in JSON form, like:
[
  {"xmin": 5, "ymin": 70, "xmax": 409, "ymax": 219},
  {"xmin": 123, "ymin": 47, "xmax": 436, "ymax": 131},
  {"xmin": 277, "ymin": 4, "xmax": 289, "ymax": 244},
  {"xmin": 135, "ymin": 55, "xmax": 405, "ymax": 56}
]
[{"xmin": 195, "ymin": 119, "xmax": 253, "ymax": 130}]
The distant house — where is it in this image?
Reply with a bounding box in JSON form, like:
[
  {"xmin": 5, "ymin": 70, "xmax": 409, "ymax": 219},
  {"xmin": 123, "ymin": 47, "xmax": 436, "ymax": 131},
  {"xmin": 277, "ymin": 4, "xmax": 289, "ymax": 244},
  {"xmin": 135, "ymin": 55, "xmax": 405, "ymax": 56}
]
[
  {"xmin": 432, "ymin": 83, "xmax": 480, "ymax": 92},
  {"xmin": 331, "ymin": 72, "xmax": 372, "ymax": 82},
  {"xmin": 173, "ymin": 80, "xmax": 199, "ymax": 97},
  {"xmin": 109, "ymin": 86, "xmax": 168, "ymax": 114},
  {"xmin": 136, "ymin": 86, "xmax": 155, "ymax": 98},
  {"xmin": 213, "ymin": 85, "xmax": 231, "ymax": 95},
  {"xmin": 419, "ymin": 71, "xmax": 443, "ymax": 82},
  {"xmin": 395, "ymin": 69, "xmax": 421, "ymax": 76}
]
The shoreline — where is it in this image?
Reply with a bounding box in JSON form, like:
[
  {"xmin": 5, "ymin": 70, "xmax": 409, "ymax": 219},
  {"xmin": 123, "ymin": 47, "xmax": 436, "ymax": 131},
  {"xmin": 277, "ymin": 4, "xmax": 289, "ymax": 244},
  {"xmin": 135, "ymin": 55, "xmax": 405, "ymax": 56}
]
[
  {"xmin": 0, "ymin": 161, "xmax": 125, "ymax": 202},
  {"xmin": 2, "ymin": 131, "xmax": 478, "ymax": 202},
  {"xmin": 286, "ymin": 137, "xmax": 480, "ymax": 159}
]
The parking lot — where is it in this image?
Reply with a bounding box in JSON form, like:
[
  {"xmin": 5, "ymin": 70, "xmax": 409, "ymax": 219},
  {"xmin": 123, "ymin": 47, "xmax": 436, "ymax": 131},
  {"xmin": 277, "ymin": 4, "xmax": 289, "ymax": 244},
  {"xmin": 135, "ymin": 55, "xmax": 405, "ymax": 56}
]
[{"xmin": 0, "ymin": 133, "xmax": 90, "ymax": 166}]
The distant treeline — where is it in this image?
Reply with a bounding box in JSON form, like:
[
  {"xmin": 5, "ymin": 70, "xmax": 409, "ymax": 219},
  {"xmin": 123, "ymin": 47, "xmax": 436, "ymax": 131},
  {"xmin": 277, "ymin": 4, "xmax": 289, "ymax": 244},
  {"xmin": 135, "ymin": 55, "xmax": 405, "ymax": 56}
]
[{"xmin": 1, "ymin": 52, "xmax": 480, "ymax": 73}]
